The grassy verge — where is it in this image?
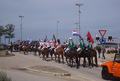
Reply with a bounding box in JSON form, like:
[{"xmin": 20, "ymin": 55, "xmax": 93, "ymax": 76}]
[{"xmin": 0, "ymin": 71, "xmax": 12, "ymax": 81}]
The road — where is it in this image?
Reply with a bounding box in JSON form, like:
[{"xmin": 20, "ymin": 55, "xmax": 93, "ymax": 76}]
[{"xmin": 0, "ymin": 52, "xmax": 118, "ymax": 81}]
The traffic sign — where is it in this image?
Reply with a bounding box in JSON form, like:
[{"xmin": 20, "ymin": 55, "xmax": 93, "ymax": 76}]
[
  {"xmin": 100, "ymin": 37, "xmax": 106, "ymax": 44},
  {"xmin": 99, "ymin": 30, "xmax": 107, "ymax": 37}
]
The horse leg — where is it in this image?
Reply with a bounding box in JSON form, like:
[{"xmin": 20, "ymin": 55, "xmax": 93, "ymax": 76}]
[
  {"xmin": 83, "ymin": 57, "xmax": 86, "ymax": 67},
  {"xmin": 55, "ymin": 53, "xmax": 57, "ymax": 62},
  {"xmin": 71, "ymin": 58, "xmax": 73, "ymax": 68},
  {"xmin": 58, "ymin": 54, "xmax": 60, "ymax": 63},
  {"xmin": 76, "ymin": 56, "xmax": 79, "ymax": 69},
  {"xmin": 78, "ymin": 56, "xmax": 81, "ymax": 66},
  {"xmin": 39, "ymin": 51, "xmax": 41, "ymax": 57},
  {"xmin": 91, "ymin": 57, "xmax": 94, "ymax": 67},
  {"xmin": 61, "ymin": 53, "xmax": 64, "ymax": 64},
  {"xmin": 88, "ymin": 54, "xmax": 91, "ymax": 68},
  {"xmin": 95, "ymin": 53, "xmax": 98, "ymax": 67}
]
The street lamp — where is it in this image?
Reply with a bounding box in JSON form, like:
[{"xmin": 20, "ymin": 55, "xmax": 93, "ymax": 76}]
[
  {"xmin": 75, "ymin": 22, "xmax": 79, "ymax": 44},
  {"xmin": 75, "ymin": 3, "xmax": 83, "ymax": 35},
  {"xmin": 19, "ymin": 16, "xmax": 24, "ymax": 41},
  {"xmin": 57, "ymin": 21, "xmax": 59, "ymax": 40}
]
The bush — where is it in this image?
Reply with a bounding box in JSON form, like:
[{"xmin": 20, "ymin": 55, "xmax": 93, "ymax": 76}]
[
  {"xmin": 0, "ymin": 48, "xmax": 6, "ymax": 51},
  {"xmin": 0, "ymin": 71, "xmax": 12, "ymax": 81}
]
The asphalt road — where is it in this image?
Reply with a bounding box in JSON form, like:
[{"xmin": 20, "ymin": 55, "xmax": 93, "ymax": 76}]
[{"xmin": 0, "ymin": 51, "xmax": 118, "ymax": 81}]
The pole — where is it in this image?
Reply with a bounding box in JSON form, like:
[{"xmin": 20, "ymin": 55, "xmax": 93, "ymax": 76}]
[
  {"xmin": 75, "ymin": 3, "xmax": 83, "ymax": 35},
  {"xmin": 19, "ymin": 16, "xmax": 24, "ymax": 41},
  {"xmin": 75, "ymin": 22, "xmax": 78, "ymax": 45},
  {"xmin": 118, "ymin": 38, "xmax": 119, "ymax": 54},
  {"xmin": 56, "ymin": 21, "xmax": 59, "ymax": 40}
]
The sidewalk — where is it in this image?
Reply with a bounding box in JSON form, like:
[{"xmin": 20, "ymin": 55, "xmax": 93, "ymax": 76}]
[{"xmin": 97, "ymin": 53, "xmax": 115, "ymax": 66}]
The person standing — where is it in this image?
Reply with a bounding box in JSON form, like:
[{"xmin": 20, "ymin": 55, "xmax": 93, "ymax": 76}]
[
  {"xmin": 97, "ymin": 46, "xmax": 101, "ymax": 58},
  {"xmin": 10, "ymin": 42, "xmax": 13, "ymax": 53}
]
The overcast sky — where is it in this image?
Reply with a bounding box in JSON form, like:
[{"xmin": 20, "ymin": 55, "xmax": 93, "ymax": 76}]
[{"xmin": 0, "ymin": 0, "xmax": 120, "ymax": 44}]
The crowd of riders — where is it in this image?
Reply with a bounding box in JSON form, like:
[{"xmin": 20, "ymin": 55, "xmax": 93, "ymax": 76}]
[{"xmin": 14, "ymin": 37, "xmax": 93, "ymax": 54}]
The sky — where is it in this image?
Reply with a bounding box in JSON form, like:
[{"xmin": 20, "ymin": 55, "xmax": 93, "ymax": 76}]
[{"xmin": 0, "ymin": 0, "xmax": 120, "ymax": 44}]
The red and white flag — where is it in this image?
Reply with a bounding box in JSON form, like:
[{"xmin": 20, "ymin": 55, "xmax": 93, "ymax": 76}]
[{"xmin": 86, "ymin": 31, "xmax": 94, "ymax": 44}]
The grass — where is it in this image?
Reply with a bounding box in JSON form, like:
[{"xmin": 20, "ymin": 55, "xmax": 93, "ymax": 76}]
[{"xmin": 0, "ymin": 71, "xmax": 12, "ymax": 81}]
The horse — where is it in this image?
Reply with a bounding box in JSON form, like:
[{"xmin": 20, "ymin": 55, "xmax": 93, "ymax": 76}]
[
  {"xmin": 49, "ymin": 48, "xmax": 55, "ymax": 60},
  {"xmin": 19, "ymin": 45, "xmax": 23, "ymax": 53},
  {"xmin": 41, "ymin": 47, "xmax": 49, "ymax": 61},
  {"xmin": 65, "ymin": 48, "xmax": 79, "ymax": 69},
  {"xmin": 33, "ymin": 45, "xmax": 39, "ymax": 56},
  {"xmin": 78, "ymin": 48, "xmax": 91, "ymax": 67},
  {"xmin": 88, "ymin": 49, "xmax": 98, "ymax": 67},
  {"xmin": 54, "ymin": 47, "xmax": 64, "ymax": 64},
  {"xmin": 23, "ymin": 45, "xmax": 30, "ymax": 54}
]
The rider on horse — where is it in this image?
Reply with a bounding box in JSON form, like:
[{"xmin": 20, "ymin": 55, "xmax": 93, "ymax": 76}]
[
  {"xmin": 87, "ymin": 40, "xmax": 92, "ymax": 51},
  {"xmin": 77, "ymin": 38, "xmax": 85, "ymax": 52},
  {"xmin": 65, "ymin": 37, "xmax": 74, "ymax": 53},
  {"xmin": 41, "ymin": 42, "xmax": 47, "ymax": 51},
  {"xmin": 54, "ymin": 39, "xmax": 62, "ymax": 52},
  {"xmin": 50, "ymin": 40, "xmax": 55, "ymax": 50}
]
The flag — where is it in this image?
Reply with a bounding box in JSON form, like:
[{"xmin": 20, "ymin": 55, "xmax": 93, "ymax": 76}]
[
  {"xmin": 44, "ymin": 36, "xmax": 49, "ymax": 43},
  {"xmin": 38, "ymin": 38, "xmax": 41, "ymax": 43},
  {"xmin": 72, "ymin": 30, "xmax": 81, "ymax": 38},
  {"xmin": 28, "ymin": 38, "xmax": 32, "ymax": 44},
  {"xmin": 52, "ymin": 34, "xmax": 56, "ymax": 43},
  {"xmin": 86, "ymin": 31, "xmax": 94, "ymax": 44},
  {"xmin": 44, "ymin": 36, "xmax": 47, "ymax": 42}
]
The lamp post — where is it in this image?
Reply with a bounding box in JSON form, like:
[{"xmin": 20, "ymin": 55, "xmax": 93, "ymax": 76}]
[
  {"xmin": 75, "ymin": 3, "xmax": 83, "ymax": 35},
  {"xmin": 19, "ymin": 16, "xmax": 24, "ymax": 41},
  {"xmin": 57, "ymin": 21, "xmax": 59, "ymax": 40},
  {"xmin": 75, "ymin": 22, "xmax": 79, "ymax": 45}
]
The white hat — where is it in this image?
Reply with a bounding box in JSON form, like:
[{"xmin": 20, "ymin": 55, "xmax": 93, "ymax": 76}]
[
  {"xmin": 50, "ymin": 40, "xmax": 52, "ymax": 42},
  {"xmin": 69, "ymin": 37, "xmax": 72, "ymax": 40}
]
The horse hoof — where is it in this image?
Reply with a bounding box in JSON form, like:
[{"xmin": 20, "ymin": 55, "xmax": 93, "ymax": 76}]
[{"xmin": 89, "ymin": 66, "xmax": 92, "ymax": 69}]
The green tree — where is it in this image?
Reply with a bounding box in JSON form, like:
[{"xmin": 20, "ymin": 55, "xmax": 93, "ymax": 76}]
[
  {"xmin": 0, "ymin": 25, "xmax": 4, "ymax": 44},
  {"xmin": 4, "ymin": 24, "xmax": 15, "ymax": 44}
]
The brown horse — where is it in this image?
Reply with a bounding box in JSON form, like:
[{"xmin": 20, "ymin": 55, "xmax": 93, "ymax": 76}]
[
  {"xmin": 23, "ymin": 45, "xmax": 30, "ymax": 54},
  {"xmin": 41, "ymin": 48, "xmax": 49, "ymax": 61},
  {"xmin": 88, "ymin": 49, "xmax": 98, "ymax": 67},
  {"xmin": 55, "ymin": 47, "xmax": 64, "ymax": 63}
]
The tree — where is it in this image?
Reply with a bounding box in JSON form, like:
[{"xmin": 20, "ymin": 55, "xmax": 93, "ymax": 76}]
[
  {"xmin": 0, "ymin": 25, "xmax": 4, "ymax": 44},
  {"xmin": 4, "ymin": 24, "xmax": 15, "ymax": 44}
]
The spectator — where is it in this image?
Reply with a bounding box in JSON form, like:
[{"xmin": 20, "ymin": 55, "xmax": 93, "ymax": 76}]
[{"xmin": 97, "ymin": 46, "xmax": 101, "ymax": 58}]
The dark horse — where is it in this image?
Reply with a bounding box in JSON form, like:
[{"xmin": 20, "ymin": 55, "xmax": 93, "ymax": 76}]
[
  {"xmin": 65, "ymin": 48, "xmax": 79, "ymax": 69},
  {"xmin": 88, "ymin": 49, "xmax": 98, "ymax": 67},
  {"xmin": 78, "ymin": 48, "xmax": 91, "ymax": 67},
  {"xmin": 49, "ymin": 48, "xmax": 55, "ymax": 60},
  {"xmin": 41, "ymin": 48, "xmax": 49, "ymax": 61}
]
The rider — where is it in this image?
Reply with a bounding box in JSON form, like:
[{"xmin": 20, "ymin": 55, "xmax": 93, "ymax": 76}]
[
  {"xmin": 54, "ymin": 39, "xmax": 61, "ymax": 52},
  {"xmin": 87, "ymin": 40, "xmax": 92, "ymax": 51},
  {"xmin": 65, "ymin": 37, "xmax": 74, "ymax": 53},
  {"xmin": 50, "ymin": 40, "xmax": 55, "ymax": 50},
  {"xmin": 77, "ymin": 38, "xmax": 85, "ymax": 52},
  {"xmin": 41, "ymin": 42, "xmax": 47, "ymax": 51}
]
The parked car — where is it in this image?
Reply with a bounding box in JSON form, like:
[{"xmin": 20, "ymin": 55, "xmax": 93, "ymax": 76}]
[{"xmin": 101, "ymin": 53, "xmax": 120, "ymax": 80}]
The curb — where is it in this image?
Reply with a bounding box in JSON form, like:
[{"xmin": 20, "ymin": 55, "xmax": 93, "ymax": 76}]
[{"xmin": 19, "ymin": 66, "xmax": 71, "ymax": 77}]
